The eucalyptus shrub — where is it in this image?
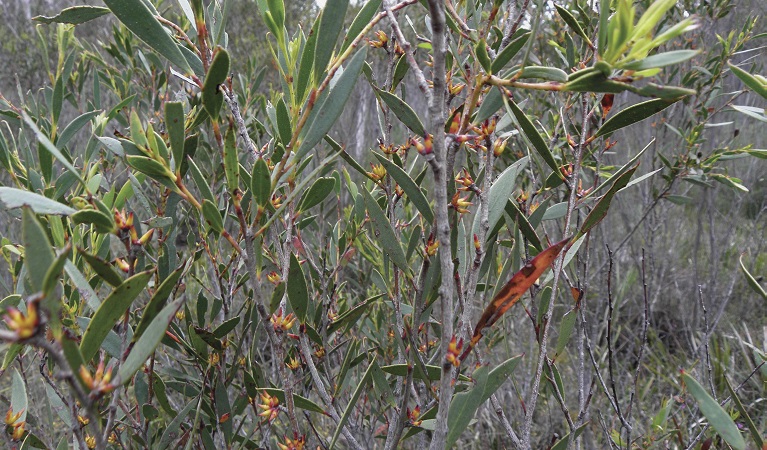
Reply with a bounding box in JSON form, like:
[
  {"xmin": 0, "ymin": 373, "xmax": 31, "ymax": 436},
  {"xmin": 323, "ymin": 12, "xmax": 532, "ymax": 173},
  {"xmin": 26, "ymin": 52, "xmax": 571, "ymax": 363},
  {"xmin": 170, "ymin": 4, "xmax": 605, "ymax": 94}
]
[{"xmin": 0, "ymin": 0, "xmax": 764, "ymax": 449}]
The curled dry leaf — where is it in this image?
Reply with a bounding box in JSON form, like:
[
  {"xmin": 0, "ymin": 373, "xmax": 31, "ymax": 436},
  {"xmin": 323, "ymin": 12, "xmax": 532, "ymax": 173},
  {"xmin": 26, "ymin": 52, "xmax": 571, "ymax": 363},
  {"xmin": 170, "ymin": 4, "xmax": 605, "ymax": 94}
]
[{"xmin": 460, "ymin": 237, "xmax": 571, "ymax": 361}]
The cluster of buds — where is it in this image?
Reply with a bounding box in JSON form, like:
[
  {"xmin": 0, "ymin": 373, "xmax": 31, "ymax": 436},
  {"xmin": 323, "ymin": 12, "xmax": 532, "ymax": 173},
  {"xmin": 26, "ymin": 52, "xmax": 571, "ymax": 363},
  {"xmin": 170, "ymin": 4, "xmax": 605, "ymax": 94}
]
[
  {"xmin": 448, "ymin": 80, "xmax": 466, "ymax": 97},
  {"xmin": 410, "ymin": 134, "xmax": 433, "ymax": 156},
  {"xmin": 471, "ymin": 118, "xmax": 496, "ymax": 139},
  {"xmin": 368, "ymin": 30, "xmax": 388, "ymax": 49},
  {"xmin": 5, "ymin": 408, "xmax": 26, "ymax": 441},
  {"xmin": 314, "ymin": 346, "xmax": 326, "ymax": 359},
  {"xmin": 175, "ymin": 309, "xmax": 185, "ymax": 321},
  {"xmin": 79, "ymin": 360, "xmax": 114, "ymax": 395},
  {"xmin": 492, "ymin": 138, "xmax": 507, "ymax": 157},
  {"xmin": 270, "ymin": 309, "xmax": 296, "ymax": 332},
  {"xmin": 576, "ymin": 180, "xmax": 593, "ymax": 198},
  {"xmin": 3, "ymin": 300, "xmax": 40, "ymax": 341},
  {"xmin": 257, "ymin": 391, "xmax": 280, "ymax": 422},
  {"xmin": 407, "ymin": 406, "xmax": 423, "ymax": 427},
  {"xmin": 424, "ymin": 235, "xmax": 439, "ymax": 257},
  {"xmin": 114, "ymin": 209, "xmax": 153, "ymax": 245},
  {"xmin": 286, "ymin": 356, "xmax": 301, "ymax": 371},
  {"xmin": 277, "ymin": 433, "xmax": 306, "ymax": 450},
  {"xmin": 367, "ymin": 163, "xmax": 387, "ymax": 182},
  {"xmin": 446, "ymin": 336, "xmax": 463, "ymax": 367},
  {"xmin": 418, "ymin": 339, "xmax": 438, "ymax": 353},
  {"xmin": 450, "ymin": 192, "xmax": 472, "ymax": 214},
  {"xmin": 208, "ymin": 352, "xmax": 220, "ymax": 366},
  {"xmin": 85, "ymin": 434, "xmax": 96, "ymax": 449},
  {"xmin": 271, "ymin": 193, "xmax": 284, "ymax": 209},
  {"xmin": 108, "ymin": 432, "xmax": 119, "ymax": 444},
  {"xmin": 266, "ymin": 271, "xmax": 282, "ymax": 285},
  {"xmin": 455, "ymin": 169, "xmax": 475, "ymax": 191},
  {"xmin": 560, "ymin": 163, "xmax": 574, "ymax": 178},
  {"xmin": 516, "ymin": 191, "xmax": 529, "ymax": 208}
]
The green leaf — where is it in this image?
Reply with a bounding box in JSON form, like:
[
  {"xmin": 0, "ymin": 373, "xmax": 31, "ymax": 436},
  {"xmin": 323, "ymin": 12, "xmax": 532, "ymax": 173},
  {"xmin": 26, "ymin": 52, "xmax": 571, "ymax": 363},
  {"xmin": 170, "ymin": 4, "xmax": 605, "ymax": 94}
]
[
  {"xmin": 250, "ymin": 158, "xmax": 272, "ymax": 206},
  {"xmin": 71, "ymin": 209, "xmax": 116, "ymax": 234},
  {"xmin": 503, "ymin": 95, "xmax": 560, "ymax": 175},
  {"xmin": 22, "ymin": 208, "xmax": 55, "ymax": 295},
  {"xmin": 80, "ymin": 271, "xmax": 152, "ymax": 362},
  {"xmin": 376, "ymin": 89, "xmax": 426, "ymax": 136},
  {"xmin": 11, "ymin": 368, "xmax": 28, "ymax": 423},
  {"xmin": 593, "ymin": 98, "xmax": 678, "ymax": 140},
  {"xmin": 202, "ymin": 48, "xmax": 231, "ymax": 120},
  {"xmin": 165, "ymin": 102, "xmax": 185, "ymax": 171},
  {"xmin": 475, "ymin": 85, "xmax": 504, "ymax": 124},
  {"xmin": 475, "ymin": 39, "xmax": 492, "ymax": 73},
  {"xmin": 77, "ymin": 248, "xmax": 123, "ymax": 287},
  {"xmin": 329, "ymin": 360, "xmax": 374, "ymax": 449},
  {"xmin": 223, "ymin": 126, "xmax": 239, "ymax": 192},
  {"xmin": 296, "ymin": 14, "xmax": 321, "ymax": 103},
  {"xmin": 577, "ymin": 163, "xmax": 638, "ymax": 238},
  {"xmin": 554, "ymin": 308, "xmax": 577, "ymax": 358},
  {"xmin": 287, "ymin": 253, "xmax": 309, "ymax": 322},
  {"xmin": 446, "ymin": 365, "xmax": 489, "ymax": 448},
  {"xmin": 550, "ymin": 423, "xmax": 588, "ymax": 450},
  {"xmin": 58, "ymin": 110, "xmax": 101, "ymax": 150},
  {"xmin": 479, "ymin": 355, "xmax": 523, "ymax": 404},
  {"xmin": 517, "ymin": 66, "xmax": 569, "ymax": 82},
  {"xmin": 491, "ymin": 30, "xmax": 530, "ymax": 73},
  {"xmin": 275, "ymin": 97, "xmax": 293, "ymax": 144},
  {"xmin": 126, "ymin": 155, "xmax": 172, "ymax": 179},
  {"xmin": 134, "ymin": 264, "xmax": 185, "ymax": 341},
  {"xmin": 724, "ymin": 377, "xmax": 764, "ymax": 448},
  {"xmin": 340, "ymin": 0, "xmax": 382, "ymax": 54},
  {"xmin": 201, "ymin": 199, "xmax": 224, "ymax": 233},
  {"xmin": 257, "ymin": 389, "xmax": 325, "ymax": 417},
  {"xmin": 473, "ymin": 156, "xmax": 529, "ymax": 240},
  {"xmin": 298, "ymin": 177, "xmax": 336, "ymax": 212},
  {"xmin": 0, "ymin": 188, "xmax": 76, "ymax": 215},
  {"xmin": 505, "ymin": 200, "xmax": 541, "ymax": 251},
  {"xmin": 118, "ymin": 297, "xmax": 186, "ymax": 385},
  {"xmin": 313, "ymin": 0, "xmax": 349, "ymax": 83},
  {"xmin": 682, "ymin": 372, "xmax": 746, "ymax": 450},
  {"xmin": 584, "ymin": 140, "xmax": 650, "ymax": 200},
  {"xmin": 42, "ymin": 243, "xmax": 72, "ymax": 297},
  {"xmin": 22, "ymin": 113, "xmax": 85, "ymax": 187},
  {"xmin": 157, "ymin": 398, "xmax": 195, "ymax": 449},
  {"xmin": 102, "ymin": 0, "xmax": 192, "ymax": 72},
  {"xmin": 362, "ymin": 188, "xmax": 410, "ymax": 273},
  {"xmin": 373, "ymin": 153, "xmax": 433, "ymax": 223},
  {"xmin": 327, "ymin": 293, "xmax": 385, "ymax": 334},
  {"xmin": 728, "ymin": 62, "xmax": 767, "ymax": 100},
  {"xmin": 33, "ymin": 6, "xmax": 110, "ymax": 24},
  {"xmin": 622, "ymin": 50, "xmax": 700, "ymax": 71},
  {"xmin": 187, "ymin": 158, "xmax": 215, "ymax": 204},
  {"xmin": 297, "ymin": 47, "xmax": 367, "ymax": 159},
  {"xmin": 739, "ymin": 254, "xmax": 767, "ymax": 301},
  {"xmin": 554, "ymin": 5, "xmax": 592, "ymax": 45},
  {"xmin": 382, "ymin": 364, "xmax": 472, "ymax": 382}
]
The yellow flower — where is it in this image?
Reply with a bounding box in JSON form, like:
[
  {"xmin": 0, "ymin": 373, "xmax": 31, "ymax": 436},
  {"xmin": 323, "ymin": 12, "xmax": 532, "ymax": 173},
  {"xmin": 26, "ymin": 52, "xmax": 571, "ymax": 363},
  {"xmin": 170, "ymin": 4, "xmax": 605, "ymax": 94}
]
[
  {"xmin": 446, "ymin": 336, "xmax": 463, "ymax": 367},
  {"xmin": 85, "ymin": 434, "xmax": 96, "ymax": 449},
  {"xmin": 79, "ymin": 360, "xmax": 114, "ymax": 394},
  {"xmin": 108, "ymin": 432, "xmax": 118, "ymax": 444},
  {"xmin": 277, "ymin": 433, "xmax": 306, "ymax": 450},
  {"xmin": 3, "ymin": 301, "xmax": 39, "ymax": 340},
  {"xmin": 286, "ymin": 357, "xmax": 300, "ymax": 371},
  {"xmin": 77, "ymin": 415, "xmax": 90, "ymax": 426},
  {"xmin": 257, "ymin": 391, "xmax": 280, "ymax": 422},
  {"xmin": 450, "ymin": 192, "xmax": 472, "ymax": 214},
  {"xmin": 367, "ymin": 163, "xmax": 386, "ymax": 181},
  {"xmin": 208, "ymin": 352, "xmax": 220, "ymax": 366},
  {"xmin": 4, "ymin": 408, "xmax": 22, "ymax": 425},
  {"xmin": 270, "ymin": 310, "xmax": 296, "ymax": 332},
  {"xmin": 424, "ymin": 236, "xmax": 439, "ymax": 257},
  {"xmin": 11, "ymin": 421, "xmax": 25, "ymax": 441}
]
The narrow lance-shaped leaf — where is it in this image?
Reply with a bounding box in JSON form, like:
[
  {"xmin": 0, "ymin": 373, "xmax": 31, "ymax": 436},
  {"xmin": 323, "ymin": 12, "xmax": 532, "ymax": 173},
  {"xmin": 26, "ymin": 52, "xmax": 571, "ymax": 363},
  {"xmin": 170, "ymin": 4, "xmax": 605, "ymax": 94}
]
[
  {"xmin": 576, "ymin": 163, "xmax": 639, "ymax": 239},
  {"xmin": 593, "ymin": 98, "xmax": 677, "ymax": 140},
  {"xmin": 373, "ymin": 152, "xmax": 434, "ymax": 223},
  {"xmin": 287, "ymin": 253, "xmax": 309, "ymax": 322},
  {"xmin": 298, "ymin": 177, "xmax": 336, "ymax": 213},
  {"xmin": 362, "ymin": 188, "xmax": 410, "ymax": 274},
  {"xmin": 340, "ymin": 0, "xmax": 382, "ymax": 53},
  {"xmin": 724, "ymin": 377, "xmax": 764, "ymax": 448},
  {"xmin": 33, "ymin": 6, "xmax": 110, "ymax": 24},
  {"xmin": 375, "ymin": 89, "xmax": 426, "ymax": 136},
  {"xmin": 681, "ymin": 372, "xmax": 746, "ymax": 450},
  {"xmin": 329, "ymin": 360, "xmax": 374, "ymax": 450},
  {"xmin": 554, "ymin": 5, "xmax": 592, "ymax": 45},
  {"xmin": 201, "ymin": 199, "xmax": 224, "ymax": 234},
  {"xmin": 739, "ymin": 254, "xmax": 767, "ymax": 301},
  {"xmin": 202, "ymin": 48, "xmax": 231, "ymax": 120},
  {"xmin": 223, "ymin": 125, "xmax": 239, "ymax": 192},
  {"xmin": 250, "ymin": 158, "xmax": 272, "ymax": 206},
  {"xmin": 460, "ymin": 237, "xmax": 570, "ymax": 361},
  {"xmin": 134, "ymin": 264, "xmax": 186, "ymax": 341},
  {"xmin": 80, "ymin": 271, "xmax": 152, "ymax": 362},
  {"xmin": 118, "ymin": 297, "xmax": 186, "ymax": 385},
  {"xmin": 102, "ymin": 0, "xmax": 192, "ymax": 73},
  {"xmin": 165, "ymin": 102, "xmax": 185, "ymax": 171},
  {"xmin": 22, "ymin": 208, "xmax": 55, "ymax": 296},
  {"xmin": 0, "ymin": 188, "xmax": 76, "ymax": 215},
  {"xmin": 502, "ymin": 94, "xmax": 561, "ymax": 176},
  {"xmin": 728, "ymin": 61, "xmax": 767, "ymax": 100},
  {"xmin": 22, "ymin": 113, "xmax": 85, "ymax": 187},
  {"xmin": 77, "ymin": 248, "xmax": 123, "ymax": 287},
  {"xmin": 313, "ymin": 0, "xmax": 350, "ymax": 84},
  {"xmin": 445, "ymin": 366, "xmax": 489, "ymax": 448},
  {"xmin": 297, "ymin": 47, "xmax": 367, "ymax": 159}
]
